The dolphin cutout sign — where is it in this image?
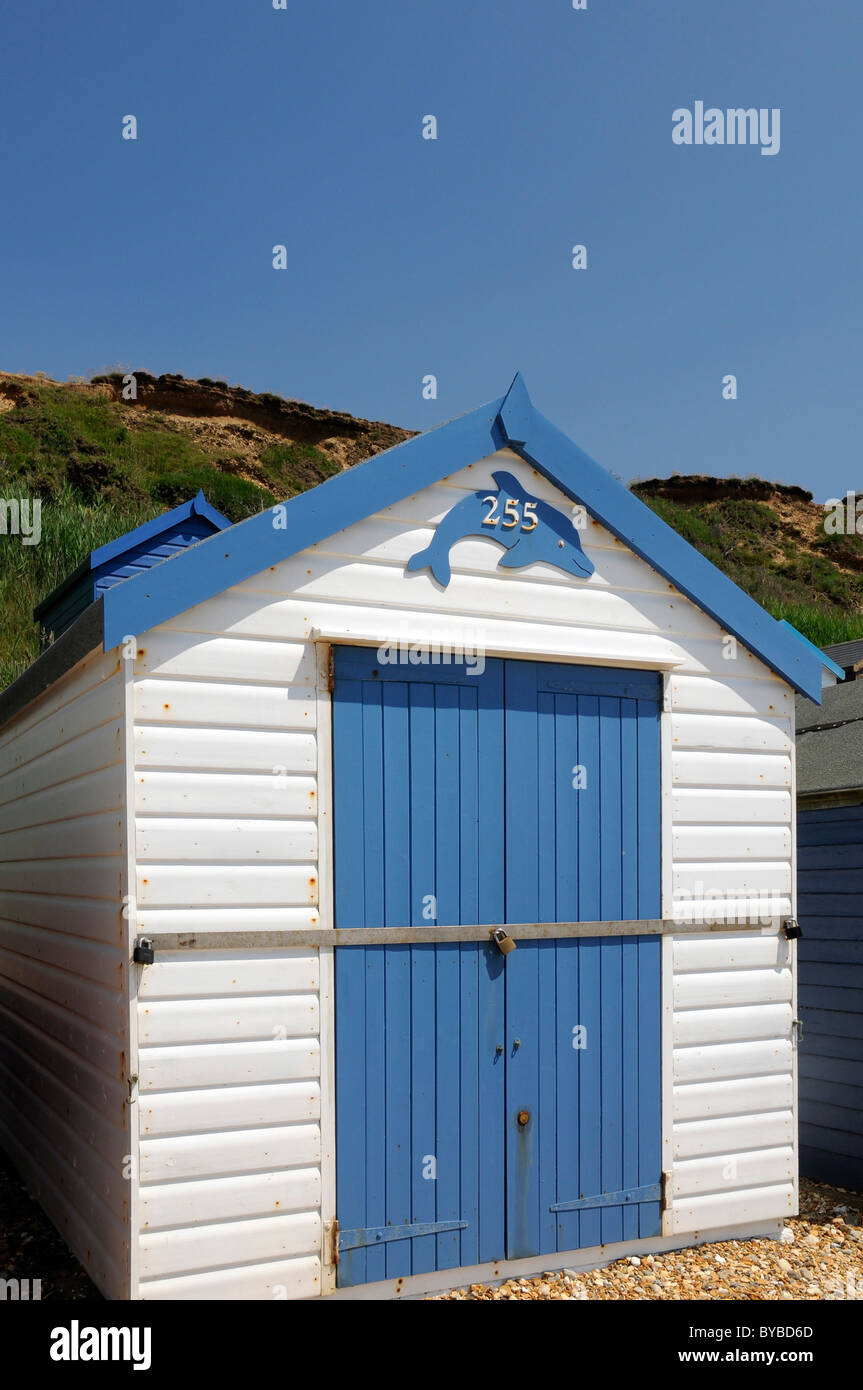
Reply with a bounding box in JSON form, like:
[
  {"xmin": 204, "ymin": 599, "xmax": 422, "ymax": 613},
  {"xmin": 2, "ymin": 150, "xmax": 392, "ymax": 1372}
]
[{"xmin": 406, "ymin": 470, "xmax": 595, "ymax": 588}]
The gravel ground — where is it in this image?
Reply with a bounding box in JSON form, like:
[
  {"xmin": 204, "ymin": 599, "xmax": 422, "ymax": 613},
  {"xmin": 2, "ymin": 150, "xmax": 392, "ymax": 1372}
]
[
  {"xmin": 434, "ymin": 1181, "xmax": 863, "ymax": 1300},
  {"xmin": 0, "ymin": 1150, "xmax": 98, "ymax": 1299}
]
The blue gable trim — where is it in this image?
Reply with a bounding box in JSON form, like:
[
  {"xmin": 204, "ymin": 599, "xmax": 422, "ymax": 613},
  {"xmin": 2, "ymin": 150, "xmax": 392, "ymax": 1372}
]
[
  {"xmin": 99, "ymin": 376, "xmax": 824, "ymax": 702},
  {"xmin": 778, "ymin": 621, "xmax": 844, "ymax": 681}
]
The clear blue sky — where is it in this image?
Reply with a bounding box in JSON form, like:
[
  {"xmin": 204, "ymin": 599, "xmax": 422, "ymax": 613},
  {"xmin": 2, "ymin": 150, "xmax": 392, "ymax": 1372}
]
[{"xmin": 1, "ymin": 0, "xmax": 860, "ymax": 499}]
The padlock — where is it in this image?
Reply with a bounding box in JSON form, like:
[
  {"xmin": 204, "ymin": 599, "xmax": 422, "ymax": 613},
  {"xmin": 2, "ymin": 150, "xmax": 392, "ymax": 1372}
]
[
  {"xmin": 133, "ymin": 936, "xmax": 155, "ymax": 965},
  {"xmin": 491, "ymin": 927, "xmax": 516, "ymax": 955}
]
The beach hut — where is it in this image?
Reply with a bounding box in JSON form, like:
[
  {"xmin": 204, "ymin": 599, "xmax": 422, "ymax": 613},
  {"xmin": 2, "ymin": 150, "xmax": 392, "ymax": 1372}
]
[{"xmin": 0, "ymin": 376, "xmax": 838, "ymax": 1299}]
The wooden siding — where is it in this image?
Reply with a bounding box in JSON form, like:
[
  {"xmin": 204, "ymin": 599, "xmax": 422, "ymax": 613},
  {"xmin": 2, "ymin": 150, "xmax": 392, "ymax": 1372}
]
[
  {"xmin": 797, "ymin": 803, "xmax": 863, "ymax": 1190},
  {"xmin": 136, "ymin": 948, "xmax": 322, "ymax": 1299},
  {"xmin": 0, "ymin": 647, "xmax": 130, "ymax": 1297},
  {"xmin": 671, "ymin": 931, "xmax": 795, "ymax": 1230}
]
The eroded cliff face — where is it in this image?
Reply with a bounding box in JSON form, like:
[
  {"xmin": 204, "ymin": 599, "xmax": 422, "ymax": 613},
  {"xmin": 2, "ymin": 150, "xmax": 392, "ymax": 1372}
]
[
  {"xmin": 91, "ymin": 370, "xmax": 416, "ymax": 472},
  {"xmin": 0, "ymin": 369, "xmax": 414, "ymax": 482}
]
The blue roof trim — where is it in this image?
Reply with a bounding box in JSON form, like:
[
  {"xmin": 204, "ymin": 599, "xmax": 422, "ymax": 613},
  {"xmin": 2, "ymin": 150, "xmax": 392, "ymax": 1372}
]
[
  {"xmin": 778, "ymin": 620, "xmax": 844, "ymax": 680},
  {"xmin": 88, "ymin": 490, "xmax": 231, "ymax": 571},
  {"xmin": 101, "ymin": 397, "xmax": 506, "ymax": 649},
  {"xmin": 497, "ymin": 372, "xmax": 533, "ymax": 446},
  {"xmin": 99, "ymin": 375, "xmax": 823, "ymax": 702}
]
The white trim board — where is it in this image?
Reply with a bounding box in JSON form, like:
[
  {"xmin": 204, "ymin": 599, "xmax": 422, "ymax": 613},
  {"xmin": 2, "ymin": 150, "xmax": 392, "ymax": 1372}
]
[{"xmin": 308, "ymin": 626, "xmax": 684, "ymax": 671}]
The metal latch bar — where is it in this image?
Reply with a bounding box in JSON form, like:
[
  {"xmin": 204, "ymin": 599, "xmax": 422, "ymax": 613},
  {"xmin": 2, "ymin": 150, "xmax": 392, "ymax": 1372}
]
[{"xmin": 143, "ymin": 918, "xmax": 783, "ymax": 951}]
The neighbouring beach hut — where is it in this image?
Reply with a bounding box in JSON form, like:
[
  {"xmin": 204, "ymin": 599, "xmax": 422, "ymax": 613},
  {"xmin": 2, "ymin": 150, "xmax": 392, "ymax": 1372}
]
[
  {"xmin": 34, "ymin": 490, "xmax": 231, "ymax": 646},
  {"xmin": 796, "ymin": 652, "xmax": 863, "ymax": 1192},
  {"xmin": 0, "ymin": 375, "xmax": 839, "ymax": 1299}
]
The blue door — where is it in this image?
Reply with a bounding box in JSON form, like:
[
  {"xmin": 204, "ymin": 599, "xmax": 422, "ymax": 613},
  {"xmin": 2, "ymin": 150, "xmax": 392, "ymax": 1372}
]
[
  {"xmin": 502, "ymin": 660, "xmax": 662, "ymax": 1257},
  {"xmin": 332, "ymin": 649, "xmax": 662, "ymax": 1286}
]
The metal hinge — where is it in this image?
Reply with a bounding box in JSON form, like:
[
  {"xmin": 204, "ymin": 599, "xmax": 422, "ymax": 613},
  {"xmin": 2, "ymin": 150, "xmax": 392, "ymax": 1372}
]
[
  {"xmin": 325, "ymin": 1218, "xmax": 339, "ymax": 1267},
  {"xmin": 338, "ymin": 1219, "xmax": 468, "ymax": 1253},
  {"xmin": 550, "ymin": 1181, "xmax": 661, "ymax": 1213},
  {"xmin": 326, "ymin": 647, "xmax": 335, "ymax": 694},
  {"xmin": 661, "ymin": 1171, "xmax": 672, "ymax": 1212},
  {"xmin": 792, "ymin": 1018, "xmax": 804, "ymax": 1045}
]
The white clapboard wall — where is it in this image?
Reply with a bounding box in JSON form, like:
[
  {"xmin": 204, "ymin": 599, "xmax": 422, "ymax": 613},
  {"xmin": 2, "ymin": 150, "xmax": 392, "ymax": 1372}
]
[
  {"xmin": 130, "ymin": 450, "xmax": 795, "ymax": 1298},
  {"xmin": 670, "ymin": 931, "xmax": 794, "ymax": 1231},
  {"xmin": 0, "ymin": 646, "xmax": 132, "ymax": 1298}
]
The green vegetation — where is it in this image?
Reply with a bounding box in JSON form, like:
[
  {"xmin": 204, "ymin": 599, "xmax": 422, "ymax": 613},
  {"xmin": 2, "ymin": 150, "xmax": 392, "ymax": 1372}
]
[
  {"xmin": 767, "ymin": 603, "xmax": 863, "ymax": 648},
  {"xmin": 637, "ymin": 493, "xmax": 863, "ymax": 647},
  {"xmin": 259, "ymin": 440, "xmax": 340, "ymax": 495}
]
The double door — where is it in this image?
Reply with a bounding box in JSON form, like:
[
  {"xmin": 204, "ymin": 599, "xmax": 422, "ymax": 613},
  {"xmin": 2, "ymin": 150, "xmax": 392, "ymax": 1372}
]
[{"xmin": 332, "ymin": 648, "xmax": 662, "ymax": 1287}]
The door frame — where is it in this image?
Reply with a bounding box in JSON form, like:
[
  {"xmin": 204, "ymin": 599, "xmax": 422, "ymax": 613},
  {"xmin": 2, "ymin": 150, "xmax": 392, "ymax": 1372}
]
[{"xmin": 314, "ymin": 638, "xmax": 674, "ymax": 1294}]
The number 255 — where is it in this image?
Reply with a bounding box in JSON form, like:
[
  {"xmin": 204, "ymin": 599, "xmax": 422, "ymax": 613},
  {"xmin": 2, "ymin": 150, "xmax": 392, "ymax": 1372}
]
[{"xmin": 482, "ymin": 496, "xmax": 537, "ymax": 531}]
